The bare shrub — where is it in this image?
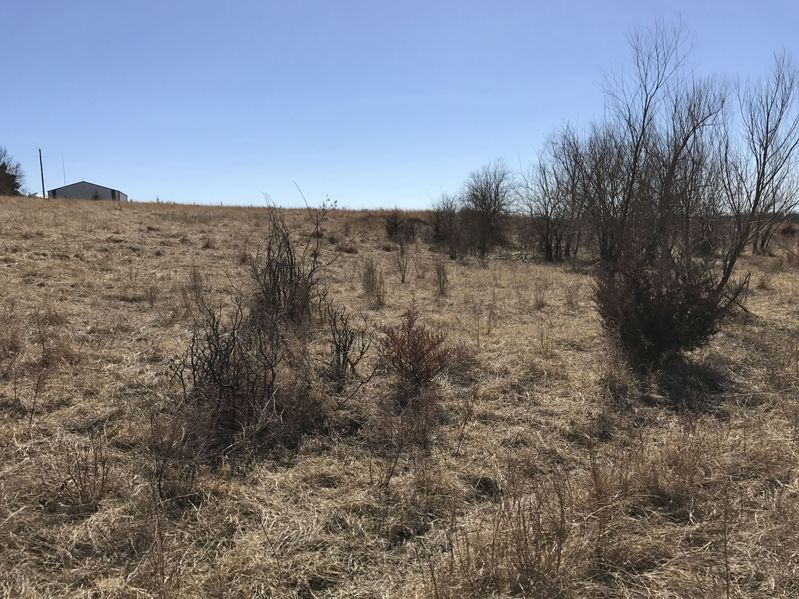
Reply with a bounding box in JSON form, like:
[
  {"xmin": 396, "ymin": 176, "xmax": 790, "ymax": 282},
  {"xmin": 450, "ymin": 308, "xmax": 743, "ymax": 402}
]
[
  {"xmin": 431, "ymin": 193, "xmax": 460, "ymax": 254},
  {"xmin": 172, "ymin": 299, "xmax": 322, "ymax": 459},
  {"xmin": 61, "ymin": 438, "xmax": 111, "ymax": 509},
  {"xmin": 385, "ymin": 208, "xmax": 417, "ymax": 244},
  {"xmin": 395, "ymin": 242, "xmax": 409, "ymax": 283},
  {"xmin": 361, "ymin": 256, "xmax": 386, "ymax": 309},
  {"xmin": 378, "ymin": 305, "xmax": 450, "ymax": 407},
  {"xmin": 384, "ymin": 208, "xmax": 401, "ymax": 242},
  {"xmin": 322, "ymin": 301, "xmax": 373, "ymax": 394},
  {"xmin": 249, "ymin": 207, "xmax": 330, "ymax": 330},
  {"xmin": 434, "ymin": 257, "xmax": 449, "ymax": 297},
  {"xmin": 171, "ymin": 207, "xmax": 332, "ymax": 460}
]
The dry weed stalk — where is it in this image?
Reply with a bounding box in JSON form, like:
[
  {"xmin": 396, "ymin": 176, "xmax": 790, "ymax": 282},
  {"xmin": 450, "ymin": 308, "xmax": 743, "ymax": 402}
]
[
  {"xmin": 434, "ymin": 257, "xmax": 449, "ymax": 297},
  {"xmin": 395, "ymin": 242, "xmax": 410, "ymax": 284},
  {"xmin": 361, "ymin": 256, "xmax": 386, "ymax": 309}
]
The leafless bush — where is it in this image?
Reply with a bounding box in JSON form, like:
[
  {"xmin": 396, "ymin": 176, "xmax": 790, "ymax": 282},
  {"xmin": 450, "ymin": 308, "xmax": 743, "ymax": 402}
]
[
  {"xmin": 322, "ymin": 301, "xmax": 373, "ymax": 394},
  {"xmin": 378, "ymin": 306, "xmax": 450, "ymax": 407},
  {"xmin": 172, "ymin": 298, "xmax": 322, "ymax": 459},
  {"xmin": 431, "ymin": 193, "xmax": 462, "ymax": 258},
  {"xmin": 434, "ymin": 257, "xmax": 449, "ymax": 297},
  {"xmin": 249, "ymin": 207, "xmax": 330, "ymax": 330},
  {"xmin": 61, "ymin": 438, "xmax": 111, "ymax": 509},
  {"xmin": 361, "ymin": 256, "xmax": 385, "ymax": 309},
  {"xmin": 395, "ymin": 242, "xmax": 410, "ymax": 283},
  {"xmin": 385, "ymin": 208, "xmax": 418, "ymax": 243}
]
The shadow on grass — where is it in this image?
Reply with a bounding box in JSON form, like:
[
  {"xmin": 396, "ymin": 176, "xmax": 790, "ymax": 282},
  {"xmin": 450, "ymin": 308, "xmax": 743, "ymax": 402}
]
[{"xmin": 655, "ymin": 356, "xmax": 731, "ymax": 413}]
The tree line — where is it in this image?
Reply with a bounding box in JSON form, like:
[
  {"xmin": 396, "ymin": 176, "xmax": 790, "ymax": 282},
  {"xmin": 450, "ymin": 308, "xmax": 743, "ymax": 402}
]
[{"xmin": 431, "ymin": 24, "xmax": 799, "ymax": 368}]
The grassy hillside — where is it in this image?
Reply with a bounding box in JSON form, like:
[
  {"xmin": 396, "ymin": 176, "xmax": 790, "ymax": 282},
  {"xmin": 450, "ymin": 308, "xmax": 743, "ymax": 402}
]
[{"xmin": 0, "ymin": 197, "xmax": 797, "ymax": 597}]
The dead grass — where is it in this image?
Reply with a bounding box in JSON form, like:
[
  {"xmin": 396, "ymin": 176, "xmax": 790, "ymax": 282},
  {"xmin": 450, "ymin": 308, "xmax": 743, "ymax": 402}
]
[{"xmin": 0, "ymin": 196, "xmax": 797, "ymax": 597}]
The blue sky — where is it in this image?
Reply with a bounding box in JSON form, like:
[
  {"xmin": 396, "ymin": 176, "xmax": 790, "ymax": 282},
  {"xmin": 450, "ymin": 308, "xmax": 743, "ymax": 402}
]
[{"xmin": 4, "ymin": 1, "xmax": 798, "ymax": 207}]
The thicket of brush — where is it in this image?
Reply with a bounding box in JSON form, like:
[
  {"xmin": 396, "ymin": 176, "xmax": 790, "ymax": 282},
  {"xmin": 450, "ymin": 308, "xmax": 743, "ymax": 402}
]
[{"xmin": 164, "ymin": 206, "xmax": 454, "ymax": 471}]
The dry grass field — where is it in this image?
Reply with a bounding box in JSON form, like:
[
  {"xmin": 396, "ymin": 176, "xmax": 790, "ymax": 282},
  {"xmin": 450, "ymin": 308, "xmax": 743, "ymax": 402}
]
[{"xmin": 0, "ymin": 197, "xmax": 798, "ymax": 598}]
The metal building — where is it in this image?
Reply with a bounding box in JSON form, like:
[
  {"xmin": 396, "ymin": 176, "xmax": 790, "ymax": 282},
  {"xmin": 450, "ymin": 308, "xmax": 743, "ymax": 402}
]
[{"xmin": 48, "ymin": 181, "xmax": 128, "ymax": 201}]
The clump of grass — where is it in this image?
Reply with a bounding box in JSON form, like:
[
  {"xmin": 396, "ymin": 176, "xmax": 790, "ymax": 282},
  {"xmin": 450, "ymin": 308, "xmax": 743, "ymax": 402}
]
[
  {"xmin": 336, "ymin": 241, "xmax": 358, "ymax": 254},
  {"xmin": 362, "ymin": 256, "xmax": 386, "ymax": 309},
  {"xmin": 564, "ymin": 280, "xmax": 581, "ymax": 311},
  {"xmin": 531, "ymin": 275, "xmax": 552, "ymax": 310},
  {"xmin": 434, "ymin": 257, "xmax": 449, "ymax": 297},
  {"xmin": 756, "ymin": 273, "xmax": 772, "ymax": 291},
  {"xmin": 146, "ymin": 283, "xmax": 159, "ymax": 307}
]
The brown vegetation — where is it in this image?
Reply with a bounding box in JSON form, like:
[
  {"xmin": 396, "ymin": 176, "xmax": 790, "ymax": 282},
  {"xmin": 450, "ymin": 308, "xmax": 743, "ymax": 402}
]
[{"xmin": 0, "ymin": 196, "xmax": 796, "ymax": 597}]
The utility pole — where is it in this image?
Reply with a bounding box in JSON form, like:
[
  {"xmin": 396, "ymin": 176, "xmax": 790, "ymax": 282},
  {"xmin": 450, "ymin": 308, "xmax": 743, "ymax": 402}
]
[{"xmin": 38, "ymin": 148, "xmax": 45, "ymax": 198}]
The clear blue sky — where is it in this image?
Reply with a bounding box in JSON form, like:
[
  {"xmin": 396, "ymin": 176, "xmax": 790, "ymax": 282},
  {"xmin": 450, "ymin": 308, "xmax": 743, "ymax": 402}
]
[{"xmin": 4, "ymin": 1, "xmax": 798, "ymax": 207}]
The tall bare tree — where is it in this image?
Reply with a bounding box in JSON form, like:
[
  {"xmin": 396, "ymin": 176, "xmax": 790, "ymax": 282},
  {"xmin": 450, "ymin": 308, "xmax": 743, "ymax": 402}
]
[
  {"xmin": 723, "ymin": 53, "xmax": 799, "ymax": 257},
  {"xmin": 561, "ymin": 25, "xmax": 753, "ymax": 366},
  {"xmin": 519, "ymin": 132, "xmax": 584, "ymax": 261},
  {"xmin": 461, "ymin": 161, "xmax": 515, "ymax": 256}
]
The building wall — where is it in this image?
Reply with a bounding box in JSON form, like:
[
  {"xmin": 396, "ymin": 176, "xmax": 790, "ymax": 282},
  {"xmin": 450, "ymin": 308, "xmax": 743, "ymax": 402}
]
[{"xmin": 48, "ymin": 182, "xmax": 127, "ymax": 201}]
